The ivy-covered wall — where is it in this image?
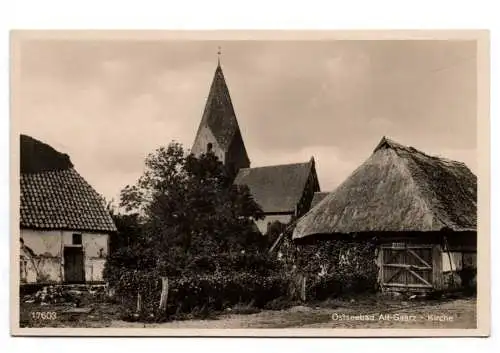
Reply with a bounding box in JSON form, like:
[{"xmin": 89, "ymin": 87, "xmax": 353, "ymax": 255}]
[{"xmin": 278, "ymin": 236, "xmax": 379, "ymax": 299}]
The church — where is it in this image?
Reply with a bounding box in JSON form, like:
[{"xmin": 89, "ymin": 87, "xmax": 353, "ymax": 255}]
[{"xmin": 191, "ymin": 58, "xmax": 322, "ymax": 233}]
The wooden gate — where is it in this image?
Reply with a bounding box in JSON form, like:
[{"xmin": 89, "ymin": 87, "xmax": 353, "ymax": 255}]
[{"xmin": 380, "ymin": 244, "xmax": 434, "ymax": 291}]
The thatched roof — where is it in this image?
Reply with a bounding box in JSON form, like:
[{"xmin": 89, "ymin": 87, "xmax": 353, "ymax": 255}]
[
  {"xmin": 21, "ymin": 134, "xmax": 73, "ymax": 173},
  {"xmin": 293, "ymin": 137, "xmax": 477, "ymax": 240},
  {"xmin": 234, "ymin": 158, "xmax": 316, "ymax": 214},
  {"xmin": 310, "ymin": 191, "xmax": 330, "ymax": 209},
  {"xmin": 20, "ymin": 135, "xmax": 117, "ymax": 233}
]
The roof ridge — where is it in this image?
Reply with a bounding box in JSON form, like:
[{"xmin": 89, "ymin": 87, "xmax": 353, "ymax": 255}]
[
  {"xmin": 238, "ymin": 160, "xmax": 312, "ymax": 171},
  {"xmin": 374, "ymin": 136, "xmax": 470, "ymax": 168}
]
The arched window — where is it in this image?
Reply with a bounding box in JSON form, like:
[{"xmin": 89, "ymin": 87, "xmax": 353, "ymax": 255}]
[{"xmin": 207, "ymin": 143, "xmax": 213, "ymax": 153}]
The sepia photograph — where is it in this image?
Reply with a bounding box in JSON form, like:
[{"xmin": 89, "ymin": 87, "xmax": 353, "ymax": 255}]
[{"xmin": 10, "ymin": 30, "xmax": 489, "ymax": 336}]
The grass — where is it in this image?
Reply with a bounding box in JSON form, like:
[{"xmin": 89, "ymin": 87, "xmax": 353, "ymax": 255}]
[
  {"xmin": 19, "ymin": 291, "xmax": 477, "ymax": 329},
  {"xmin": 19, "ymin": 301, "xmax": 124, "ymax": 328}
]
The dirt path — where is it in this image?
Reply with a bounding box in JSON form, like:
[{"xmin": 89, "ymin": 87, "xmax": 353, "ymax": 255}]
[{"xmin": 109, "ymin": 298, "xmax": 476, "ymax": 329}]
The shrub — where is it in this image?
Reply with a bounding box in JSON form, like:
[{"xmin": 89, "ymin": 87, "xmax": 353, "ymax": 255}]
[
  {"xmin": 281, "ymin": 237, "xmax": 379, "ymax": 300},
  {"xmin": 263, "ymin": 297, "xmax": 301, "ymax": 311},
  {"xmin": 114, "ymin": 269, "xmax": 290, "ymax": 322},
  {"xmin": 307, "ymin": 271, "xmax": 377, "ymax": 300}
]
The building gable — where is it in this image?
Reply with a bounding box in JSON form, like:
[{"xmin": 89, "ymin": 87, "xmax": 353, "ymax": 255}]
[{"xmin": 234, "ymin": 158, "xmax": 319, "ymax": 215}]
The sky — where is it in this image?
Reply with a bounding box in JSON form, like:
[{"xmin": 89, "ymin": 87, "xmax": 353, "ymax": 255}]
[{"xmin": 16, "ymin": 38, "xmax": 477, "ymax": 202}]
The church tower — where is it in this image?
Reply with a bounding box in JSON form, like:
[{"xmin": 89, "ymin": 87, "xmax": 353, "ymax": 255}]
[{"xmin": 191, "ymin": 55, "xmax": 250, "ymax": 178}]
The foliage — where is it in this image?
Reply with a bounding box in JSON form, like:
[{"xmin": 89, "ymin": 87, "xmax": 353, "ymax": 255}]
[
  {"xmin": 279, "ymin": 236, "xmax": 379, "ymax": 300},
  {"xmin": 459, "ymin": 268, "xmax": 477, "ymax": 294},
  {"xmin": 108, "ymin": 212, "xmax": 142, "ymax": 254},
  {"xmin": 103, "ymin": 142, "xmax": 283, "ymax": 321},
  {"xmin": 104, "ymin": 141, "xmax": 268, "ymax": 277},
  {"xmin": 114, "ymin": 269, "xmax": 289, "ymax": 321},
  {"xmin": 117, "ymin": 142, "xmax": 265, "ymax": 258}
]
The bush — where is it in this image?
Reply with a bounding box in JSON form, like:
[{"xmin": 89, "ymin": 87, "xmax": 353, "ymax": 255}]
[
  {"xmin": 459, "ymin": 268, "xmax": 477, "ymax": 293},
  {"xmin": 263, "ymin": 297, "xmax": 301, "ymax": 311},
  {"xmin": 281, "ymin": 237, "xmax": 379, "ymax": 300},
  {"xmin": 184, "ymin": 252, "xmax": 283, "ymax": 276},
  {"xmin": 307, "ymin": 271, "xmax": 377, "ymax": 300},
  {"xmin": 113, "ymin": 269, "xmax": 290, "ymax": 322}
]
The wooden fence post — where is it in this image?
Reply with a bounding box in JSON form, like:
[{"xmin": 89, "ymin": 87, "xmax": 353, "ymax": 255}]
[
  {"xmin": 136, "ymin": 292, "xmax": 142, "ymax": 313},
  {"xmin": 159, "ymin": 277, "xmax": 169, "ymax": 312},
  {"xmin": 300, "ymin": 275, "xmax": 307, "ymax": 302}
]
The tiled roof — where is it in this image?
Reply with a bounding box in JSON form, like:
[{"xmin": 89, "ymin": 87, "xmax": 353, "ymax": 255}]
[
  {"xmin": 234, "ymin": 159, "xmax": 315, "ymax": 214},
  {"xmin": 20, "ymin": 135, "xmax": 117, "ymax": 233}
]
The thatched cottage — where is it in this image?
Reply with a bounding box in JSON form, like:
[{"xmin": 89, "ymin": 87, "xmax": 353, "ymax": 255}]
[
  {"xmin": 192, "ymin": 61, "xmax": 320, "ymax": 233},
  {"xmin": 20, "ymin": 134, "xmax": 117, "ymax": 284},
  {"xmin": 310, "ymin": 192, "xmax": 329, "ymax": 209},
  {"xmin": 293, "ymin": 137, "xmax": 477, "ymax": 292}
]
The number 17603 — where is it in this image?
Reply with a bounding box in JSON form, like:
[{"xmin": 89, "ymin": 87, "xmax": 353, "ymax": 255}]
[{"xmin": 31, "ymin": 311, "xmax": 57, "ymax": 320}]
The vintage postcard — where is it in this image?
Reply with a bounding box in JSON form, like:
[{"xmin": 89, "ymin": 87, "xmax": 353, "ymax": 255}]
[{"xmin": 10, "ymin": 30, "xmax": 490, "ymax": 337}]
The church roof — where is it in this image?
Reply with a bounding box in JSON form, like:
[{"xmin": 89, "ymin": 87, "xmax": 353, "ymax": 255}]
[
  {"xmin": 20, "ymin": 135, "xmax": 117, "ymax": 233},
  {"xmin": 310, "ymin": 191, "xmax": 330, "ymax": 209},
  {"xmin": 293, "ymin": 137, "xmax": 477, "ymax": 240},
  {"xmin": 195, "ymin": 63, "xmax": 247, "ymax": 152},
  {"xmin": 234, "ymin": 159, "xmax": 316, "ymax": 214}
]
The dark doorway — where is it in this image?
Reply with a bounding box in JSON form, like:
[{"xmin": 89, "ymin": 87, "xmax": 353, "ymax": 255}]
[{"xmin": 64, "ymin": 247, "xmax": 85, "ymax": 283}]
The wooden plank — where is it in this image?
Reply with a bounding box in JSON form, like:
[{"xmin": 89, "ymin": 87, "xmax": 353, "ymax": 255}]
[
  {"xmin": 383, "ymin": 264, "xmax": 431, "ymax": 271},
  {"xmin": 407, "ymin": 269, "xmax": 433, "ymax": 287},
  {"xmin": 385, "ymin": 249, "xmax": 403, "ymax": 264},
  {"xmin": 380, "ymin": 243, "xmax": 436, "ymax": 290},
  {"xmin": 159, "ymin": 277, "xmax": 169, "ymax": 312},
  {"xmin": 385, "ymin": 267, "xmax": 404, "ymax": 285},
  {"xmin": 380, "ymin": 244, "xmax": 433, "ymax": 250},
  {"xmin": 383, "ymin": 283, "xmax": 433, "ymax": 289},
  {"xmin": 381, "ymin": 285, "xmax": 432, "ymax": 293},
  {"xmin": 377, "ymin": 246, "xmax": 384, "ymax": 285},
  {"xmin": 301, "ymin": 275, "xmax": 307, "ymax": 302},
  {"xmin": 432, "ymin": 244, "xmax": 444, "ymax": 290},
  {"xmin": 407, "ymin": 249, "xmax": 432, "ymax": 268}
]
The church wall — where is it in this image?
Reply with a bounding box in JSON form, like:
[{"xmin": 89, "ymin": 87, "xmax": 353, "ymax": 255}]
[
  {"xmin": 255, "ymin": 214, "xmax": 293, "ymax": 234},
  {"xmin": 191, "ymin": 125, "xmax": 225, "ymax": 163}
]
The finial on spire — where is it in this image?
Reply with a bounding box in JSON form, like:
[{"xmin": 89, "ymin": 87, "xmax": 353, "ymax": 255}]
[{"xmin": 217, "ymin": 46, "xmax": 222, "ymax": 65}]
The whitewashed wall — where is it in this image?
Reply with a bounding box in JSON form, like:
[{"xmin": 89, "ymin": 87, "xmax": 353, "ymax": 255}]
[
  {"xmin": 441, "ymin": 251, "xmax": 477, "ymax": 272},
  {"xmin": 254, "ymin": 214, "xmax": 292, "ymax": 234},
  {"xmin": 20, "ymin": 229, "xmax": 109, "ymax": 283},
  {"xmin": 191, "ymin": 125, "xmax": 225, "ymax": 162}
]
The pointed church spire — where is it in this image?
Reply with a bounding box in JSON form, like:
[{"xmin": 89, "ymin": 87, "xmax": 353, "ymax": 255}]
[{"xmin": 191, "ymin": 54, "xmax": 250, "ymax": 175}]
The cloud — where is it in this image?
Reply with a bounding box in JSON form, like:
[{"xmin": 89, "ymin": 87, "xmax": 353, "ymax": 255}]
[
  {"xmin": 16, "ymin": 39, "xmax": 477, "ymax": 201},
  {"xmin": 251, "ymin": 145, "xmax": 363, "ymax": 192}
]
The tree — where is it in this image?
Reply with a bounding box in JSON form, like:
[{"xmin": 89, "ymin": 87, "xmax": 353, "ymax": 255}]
[{"xmin": 114, "ymin": 142, "xmax": 265, "ymax": 276}]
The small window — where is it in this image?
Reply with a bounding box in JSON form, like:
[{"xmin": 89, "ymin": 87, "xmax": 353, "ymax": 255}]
[
  {"xmin": 72, "ymin": 233, "xmax": 82, "ymax": 245},
  {"xmin": 206, "ymin": 143, "xmax": 213, "ymax": 153}
]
